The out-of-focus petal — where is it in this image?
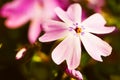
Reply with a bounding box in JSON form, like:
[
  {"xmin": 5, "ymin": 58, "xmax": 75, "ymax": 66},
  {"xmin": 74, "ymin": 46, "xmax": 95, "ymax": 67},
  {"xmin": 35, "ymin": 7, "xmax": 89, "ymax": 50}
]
[
  {"xmin": 1, "ymin": 0, "xmax": 33, "ymax": 17},
  {"xmin": 1, "ymin": 0, "xmax": 33, "ymax": 28},
  {"xmin": 65, "ymin": 68, "xmax": 83, "ymax": 80},
  {"xmin": 67, "ymin": 3, "xmax": 82, "ymax": 23},
  {"xmin": 82, "ymin": 13, "xmax": 115, "ymax": 34},
  {"xmin": 5, "ymin": 15, "xmax": 30, "ymax": 28},
  {"xmin": 55, "ymin": 7, "xmax": 73, "ymax": 26},
  {"xmin": 80, "ymin": 32, "xmax": 112, "ymax": 62},
  {"xmin": 28, "ymin": 21, "xmax": 41, "ymax": 44},
  {"xmin": 43, "ymin": 0, "xmax": 59, "ymax": 18},
  {"xmin": 52, "ymin": 35, "xmax": 81, "ymax": 69},
  {"xmin": 57, "ymin": 0, "xmax": 70, "ymax": 9},
  {"xmin": 39, "ymin": 21, "xmax": 68, "ymax": 42},
  {"xmin": 66, "ymin": 35, "xmax": 81, "ymax": 69}
]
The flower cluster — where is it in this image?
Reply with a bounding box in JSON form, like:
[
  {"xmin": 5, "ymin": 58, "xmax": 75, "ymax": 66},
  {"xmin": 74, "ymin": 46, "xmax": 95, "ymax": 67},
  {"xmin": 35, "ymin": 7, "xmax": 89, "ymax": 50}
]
[{"xmin": 1, "ymin": 1, "xmax": 115, "ymax": 80}]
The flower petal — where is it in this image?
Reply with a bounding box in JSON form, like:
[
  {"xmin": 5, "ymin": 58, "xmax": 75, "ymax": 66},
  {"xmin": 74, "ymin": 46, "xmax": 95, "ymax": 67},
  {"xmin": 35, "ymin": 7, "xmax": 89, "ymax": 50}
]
[
  {"xmin": 28, "ymin": 21, "xmax": 41, "ymax": 44},
  {"xmin": 80, "ymin": 32, "xmax": 112, "ymax": 62},
  {"xmin": 39, "ymin": 21, "xmax": 68, "ymax": 42},
  {"xmin": 67, "ymin": 3, "xmax": 82, "ymax": 23},
  {"xmin": 42, "ymin": 0, "xmax": 59, "ymax": 18},
  {"xmin": 51, "ymin": 36, "xmax": 72, "ymax": 65},
  {"xmin": 43, "ymin": 20, "xmax": 68, "ymax": 32},
  {"xmin": 1, "ymin": 0, "xmax": 32, "ymax": 28},
  {"xmin": 5, "ymin": 15, "xmax": 30, "ymax": 28},
  {"xmin": 1, "ymin": 0, "xmax": 33, "ymax": 17},
  {"xmin": 55, "ymin": 7, "xmax": 73, "ymax": 26},
  {"xmin": 52, "ymin": 35, "xmax": 81, "ymax": 69},
  {"xmin": 66, "ymin": 35, "xmax": 81, "ymax": 69},
  {"xmin": 82, "ymin": 13, "xmax": 115, "ymax": 34}
]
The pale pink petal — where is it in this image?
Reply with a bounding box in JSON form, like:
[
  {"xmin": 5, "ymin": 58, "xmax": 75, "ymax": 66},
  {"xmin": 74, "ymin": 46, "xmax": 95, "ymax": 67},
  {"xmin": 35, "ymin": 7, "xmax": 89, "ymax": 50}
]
[
  {"xmin": 43, "ymin": 20, "xmax": 68, "ymax": 32},
  {"xmin": 82, "ymin": 13, "xmax": 115, "ymax": 34},
  {"xmin": 51, "ymin": 36, "xmax": 72, "ymax": 65},
  {"xmin": 55, "ymin": 7, "xmax": 73, "ymax": 26},
  {"xmin": 39, "ymin": 21, "xmax": 68, "ymax": 42},
  {"xmin": 80, "ymin": 32, "xmax": 112, "ymax": 62},
  {"xmin": 67, "ymin": 3, "xmax": 82, "ymax": 23},
  {"xmin": 28, "ymin": 21, "xmax": 41, "ymax": 44},
  {"xmin": 52, "ymin": 35, "xmax": 81, "ymax": 69},
  {"xmin": 65, "ymin": 68, "xmax": 83, "ymax": 80},
  {"xmin": 39, "ymin": 30, "xmax": 68, "ymax": 42},
  {"xmin": 66, "ymin": 35, "xmax": 81, "ymax": 69}
]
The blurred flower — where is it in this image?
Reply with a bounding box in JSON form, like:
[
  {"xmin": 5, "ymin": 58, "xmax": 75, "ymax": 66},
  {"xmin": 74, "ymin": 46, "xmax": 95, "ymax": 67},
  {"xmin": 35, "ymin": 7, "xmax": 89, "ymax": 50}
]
[
  {"xmin": 57, "ymin": 0, "xmax": 70, "ymax": 9},
  {"xmin": 39, "ymin": 3, "xmax": 115, "ymax": 69},
  {"xmin": 16, "ymin": 47, "xmax": 27, "ymax": 60},
  {"xmin": 65, "ymin": 68, "xmax": 83, "ymax": 80},
  {"xmin": 1, "ymin": 0, "xmax": 59, "ymax": 43},
  {"xmin": 87, "ymin": 0, "xmax": 105, "ymax": 12}
]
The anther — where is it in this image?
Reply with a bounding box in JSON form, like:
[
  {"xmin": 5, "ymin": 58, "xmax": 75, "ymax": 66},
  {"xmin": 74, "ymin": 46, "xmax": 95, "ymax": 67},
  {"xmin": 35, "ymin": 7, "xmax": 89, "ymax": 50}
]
[{"xmin": 75, "ymin": 27, "xmax": 82, "ymax": 33}]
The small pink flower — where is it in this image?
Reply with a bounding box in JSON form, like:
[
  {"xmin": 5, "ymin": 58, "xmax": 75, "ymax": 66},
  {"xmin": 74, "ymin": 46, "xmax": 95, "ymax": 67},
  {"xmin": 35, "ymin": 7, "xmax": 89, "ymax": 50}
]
[
  {"xmin": 39, "ymin": 3, "xmax": 115, "ymax": 69},
  {"xmin": 65, "ymin": 68, "xmax": 83, "ymax": 80},
  {"xmin": 1, "ymin": 0, "xmax": 59, "ymax": 43}
]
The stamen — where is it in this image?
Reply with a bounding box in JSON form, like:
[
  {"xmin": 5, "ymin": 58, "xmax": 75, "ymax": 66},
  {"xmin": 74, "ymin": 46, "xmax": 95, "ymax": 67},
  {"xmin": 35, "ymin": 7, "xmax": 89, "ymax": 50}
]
[{"xmin": 75, "ymin": 23, "xmax": 78, "ymax": 25}]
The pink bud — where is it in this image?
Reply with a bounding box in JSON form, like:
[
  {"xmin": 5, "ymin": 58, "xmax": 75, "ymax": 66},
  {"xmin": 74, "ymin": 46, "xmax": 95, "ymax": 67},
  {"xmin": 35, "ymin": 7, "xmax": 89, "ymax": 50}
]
[
  {"xmin": 16, "ymin": 48, "xmax": 27, "ymax": 60},
  {"xmin": 65, "ymin": 68, "xmax": 83, "ymax": 80}
]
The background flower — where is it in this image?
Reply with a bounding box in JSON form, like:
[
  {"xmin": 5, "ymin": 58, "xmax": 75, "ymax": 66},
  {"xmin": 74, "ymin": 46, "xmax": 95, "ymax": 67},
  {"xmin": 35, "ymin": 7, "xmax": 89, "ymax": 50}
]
[{"xmin": 1, "ymin": 0, "xmax": 59, "ymax": 43}]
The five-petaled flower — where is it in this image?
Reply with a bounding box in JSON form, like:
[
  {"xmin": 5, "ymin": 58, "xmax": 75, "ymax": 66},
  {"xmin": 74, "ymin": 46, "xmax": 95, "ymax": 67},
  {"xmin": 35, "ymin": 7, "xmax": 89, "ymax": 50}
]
[
  {"xmin": 1, "ymin": 0, "xmax": 59, "ymax": 43},
  {"xmin": 39, "ymin": 3, "xmax": 115, "ymax": 69}
]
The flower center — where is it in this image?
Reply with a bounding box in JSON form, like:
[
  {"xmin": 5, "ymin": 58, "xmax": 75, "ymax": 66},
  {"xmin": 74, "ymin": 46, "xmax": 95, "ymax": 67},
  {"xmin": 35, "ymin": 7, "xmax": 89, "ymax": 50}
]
[
  {"xmin": 75, "ymin": 27, "xmax": 82, "ymax": 33},
  {"xmin": 69, "ymin": 23, "xmax": 85, "ymax": 36}
]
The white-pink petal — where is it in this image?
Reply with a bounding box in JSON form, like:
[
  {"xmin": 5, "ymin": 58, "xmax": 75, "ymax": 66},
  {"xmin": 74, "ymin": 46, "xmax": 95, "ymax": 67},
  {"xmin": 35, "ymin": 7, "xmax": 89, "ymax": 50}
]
[
  {"xmin": 39, "ymin": 29, "xmax": 68, "ymax": 42},
  {"xmin": 52, "ymin": 35, "xmax": 81, "ymax": 69},
  {"xmin": 82, "ymin": 13, "xmax": 115, "ymax": 34},
  {"xmin": 55, "ymin": 7, "xmax": 73, "ymax": 26},
  {"xmin": 66, "ymin": 35, "xmax": 81, "ymax": 69},
  {"xmin": 80, "ymin": 32, "xmax": 112, "ymax": 62},
  {"xmin": 43, "ymin": 20, "xmax": 68, "ymax": 32},
  {"xmin": 39, "ymin": 21, "xmax": 68, "ymax": 42},
  {"xmin": 67, "ymin": 3, "xmax": 82, "ymax": 23},
  {"xmin": 52, "ymin": 36, "xmax": 72, "ymax": 65}
]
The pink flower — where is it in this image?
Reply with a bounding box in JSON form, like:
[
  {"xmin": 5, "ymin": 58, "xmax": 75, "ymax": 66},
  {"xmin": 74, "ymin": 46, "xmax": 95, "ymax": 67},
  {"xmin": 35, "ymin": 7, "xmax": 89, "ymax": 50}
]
[
  {"xmin": 1, "ymin": 0, "xmax": 59, "ymax": 43},
  {"xmin": 65, "ymin": 68, "xmax": 83, "ymax": 80},
  {"xmin": 39, "ymin": 3, "xmax": 115, "ymax": 69}
]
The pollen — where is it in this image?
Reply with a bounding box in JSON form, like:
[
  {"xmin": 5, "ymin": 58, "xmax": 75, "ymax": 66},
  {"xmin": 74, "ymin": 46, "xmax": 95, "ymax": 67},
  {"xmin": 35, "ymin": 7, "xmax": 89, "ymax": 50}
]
[{"xmin": 75, "ymin": 27, "xmax": 82, "ymax": 33}]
